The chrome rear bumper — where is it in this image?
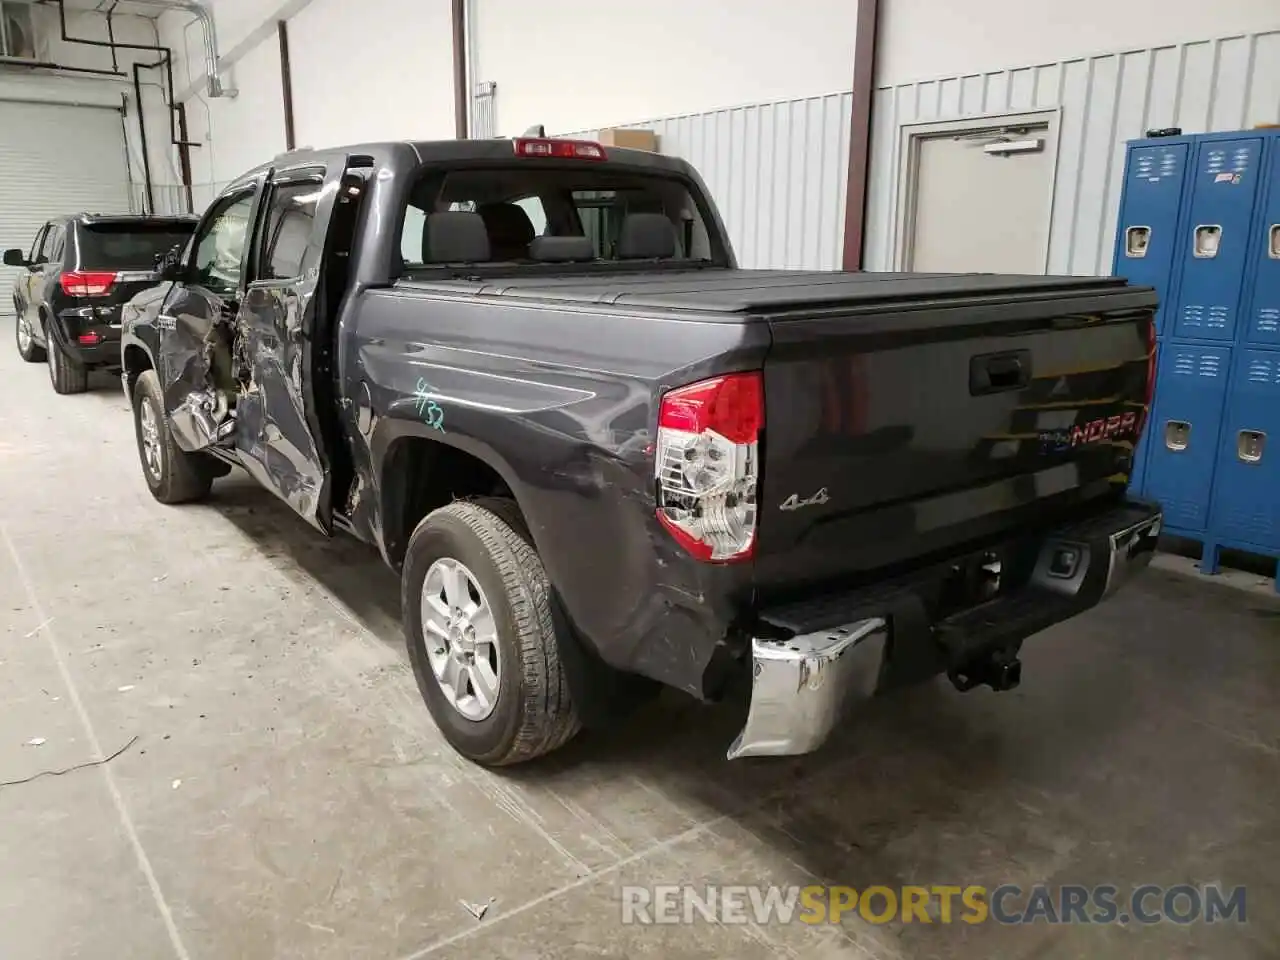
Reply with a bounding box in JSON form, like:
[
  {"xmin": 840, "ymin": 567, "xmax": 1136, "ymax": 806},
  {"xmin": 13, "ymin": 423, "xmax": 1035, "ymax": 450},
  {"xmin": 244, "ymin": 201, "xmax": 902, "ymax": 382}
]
[
  {"xmin": 726, "ymin": 501, "xmax": 1162, "ymax": 760},
  {"xmin": 726, "ymin": 618, "xmax": 887, "ymax": 760}
]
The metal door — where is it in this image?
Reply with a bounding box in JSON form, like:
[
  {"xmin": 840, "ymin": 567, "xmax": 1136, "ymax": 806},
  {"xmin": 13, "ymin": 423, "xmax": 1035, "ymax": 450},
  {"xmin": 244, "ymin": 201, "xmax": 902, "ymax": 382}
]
[
  {"xmin": 907, "ymin": 123, "xmax": 1055, "ymax": 274},
  {"xmin": 1171, "ymin": 137, "xmax": 1263, "ymax": 341},
  {"xmin": 1210, "ymin": 348, "xmax": 1280, "ymax": 550},
  {"xmin": 231, "ymin": 160, "xmax": 349, "ymax": 533},
  {"xmin": 1143, "ymin": 342, "xmax": 1231, "ymax": 533}
]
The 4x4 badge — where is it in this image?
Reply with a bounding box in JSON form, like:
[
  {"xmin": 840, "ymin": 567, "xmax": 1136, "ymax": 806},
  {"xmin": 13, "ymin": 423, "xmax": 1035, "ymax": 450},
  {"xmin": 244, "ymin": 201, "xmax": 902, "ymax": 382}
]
[{"xmin": 780, "ymin": 488, "xmax": 830, "ymax": 511}]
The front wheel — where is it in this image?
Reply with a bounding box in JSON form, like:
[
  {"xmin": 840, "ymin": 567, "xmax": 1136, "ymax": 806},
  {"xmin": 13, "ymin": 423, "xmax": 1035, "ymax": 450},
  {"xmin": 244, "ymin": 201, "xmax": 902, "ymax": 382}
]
[
  {"xmin": 132, "ymin": 370, "xmax": 216, "ymax": 504},
  {"xmin": 14, "ymin": 309, "xmax": 45, "ymax": 363},
  {"xmin": 403, "ymin": 500, "xmax": 580, "ymax": 766}
]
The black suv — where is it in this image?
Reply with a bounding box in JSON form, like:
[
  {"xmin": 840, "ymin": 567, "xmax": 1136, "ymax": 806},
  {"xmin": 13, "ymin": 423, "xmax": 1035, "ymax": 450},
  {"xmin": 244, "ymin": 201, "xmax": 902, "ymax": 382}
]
[{"xmin": 6, "ymin": 213, "xmax": 197, "ymax": 394}]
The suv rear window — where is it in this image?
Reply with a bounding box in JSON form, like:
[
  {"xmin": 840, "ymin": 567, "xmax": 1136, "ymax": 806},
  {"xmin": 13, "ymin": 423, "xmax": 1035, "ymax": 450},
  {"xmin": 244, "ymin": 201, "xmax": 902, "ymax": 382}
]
[
  {"xmin": 78, "ymin": 222, "xmax": 195, "ymax": 270},
  {"xmin": 400, "ymin": 165, "xmax": 718, "ymax": 269}
]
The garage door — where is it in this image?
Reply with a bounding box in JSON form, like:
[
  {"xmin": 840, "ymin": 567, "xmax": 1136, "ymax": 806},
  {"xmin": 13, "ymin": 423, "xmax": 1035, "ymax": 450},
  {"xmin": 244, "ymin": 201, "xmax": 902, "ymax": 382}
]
[{"xmin": 0, "ymin": 99, "xmax": 132, "ymax": 301}]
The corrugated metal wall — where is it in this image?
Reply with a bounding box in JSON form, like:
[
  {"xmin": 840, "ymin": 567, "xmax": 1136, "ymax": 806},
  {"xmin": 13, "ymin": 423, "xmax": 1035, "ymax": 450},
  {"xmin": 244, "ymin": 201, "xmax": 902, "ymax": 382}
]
[
  {"xmin": 865, "ymin": 29, "xmax": 1280, "ymax": 273},
  {"xmin": 565, "ymin": 92, "xmax": 853, "ymax": 270}
]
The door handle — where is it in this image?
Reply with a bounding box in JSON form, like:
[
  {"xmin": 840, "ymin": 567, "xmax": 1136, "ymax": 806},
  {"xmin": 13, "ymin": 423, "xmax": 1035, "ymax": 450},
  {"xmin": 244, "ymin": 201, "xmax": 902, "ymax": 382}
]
[
  {"xmin": 1238, "ymin": 429, "xmax": 1265, "ymax": 463},
  {"xmin": 970, "ymin": 350, "xmax": 1031, "ymax": 395},
  {"xmin": 1165, "ymin": 420, "xmax": 1191, "ymax": 451}
]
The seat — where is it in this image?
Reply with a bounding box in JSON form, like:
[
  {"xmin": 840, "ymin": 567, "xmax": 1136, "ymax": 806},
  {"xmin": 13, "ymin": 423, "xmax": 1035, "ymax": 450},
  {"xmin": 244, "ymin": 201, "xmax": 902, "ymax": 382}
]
[
  {"xmin": 421, "ymin": 211, "xmax": 491, "ymax": 263},
  {"xmin": 477, "ymin": 202, "xmax": 536, "ymax": 260},
  {"xmin": 616, "ymin": 212, "xmax": 677, "ymax": 260}
]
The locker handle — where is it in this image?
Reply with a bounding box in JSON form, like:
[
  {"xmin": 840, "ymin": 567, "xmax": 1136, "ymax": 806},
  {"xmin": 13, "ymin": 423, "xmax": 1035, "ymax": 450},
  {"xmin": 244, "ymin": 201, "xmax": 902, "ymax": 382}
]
[
  {"xmin": 1193, "ymin": 224, "xmax": 1222, "ymax": 258},
  {"xmin": 1237, "ymin": 430, "xmax": 1266, "ymax": 464},
  {"xmin": 1164, "ymin": 420, "xmax": 1191, "ymax": 451},
  {"xmin": 1269, "ymin": 224, "xmax": 1279, "ymax": 259},
  {"xmin": 1125, "ymin": 226, "xmax": 1151, "ymax": 258}
]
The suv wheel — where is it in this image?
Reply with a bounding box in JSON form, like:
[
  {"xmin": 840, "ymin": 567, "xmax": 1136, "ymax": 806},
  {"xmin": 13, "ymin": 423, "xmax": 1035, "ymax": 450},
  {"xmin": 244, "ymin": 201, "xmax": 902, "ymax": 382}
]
[
  {"xmin": 46, "ymin": 326, "xmax": 88, "ymax": 395},
  {"xmin": 14, "ymin": 309, "xmax": 45, "ymax": 363},
  {"xmin": 132, "ymin": 370, "xmax": 216, "ymax": 504},
  {"xmin": 403, "ymin": 500, "xmax": 580, "ymax": 766}
]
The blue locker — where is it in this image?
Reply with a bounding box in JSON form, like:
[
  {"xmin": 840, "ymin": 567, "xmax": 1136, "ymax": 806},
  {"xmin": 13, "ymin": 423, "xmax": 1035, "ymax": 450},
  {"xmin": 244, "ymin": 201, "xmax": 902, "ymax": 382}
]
[
  {"xmin": 1112, "ymin": 141, "xmax": 1190, "ymax": 337},
  {"xmin": 1242, "ymin": 140, "xmax": 1280, "ymax": 345},
  {"xmin": 1171, "ymin": 136, "xmax": 1265, "ymax": 341},
  {"xmin": 1143, "ymin": 342, "xmax": 1231, "ymax": 532},
  {"xmin": 1210, "ymin": 349, "xmax": 1280, "ymax": 551}
]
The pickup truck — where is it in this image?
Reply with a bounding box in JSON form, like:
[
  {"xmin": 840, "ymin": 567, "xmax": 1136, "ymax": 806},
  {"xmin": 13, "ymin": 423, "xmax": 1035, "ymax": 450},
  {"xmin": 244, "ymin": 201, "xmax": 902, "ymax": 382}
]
[{"xmin": 121, "ymin": 137, "xmax": 1162, "ymax": 767}]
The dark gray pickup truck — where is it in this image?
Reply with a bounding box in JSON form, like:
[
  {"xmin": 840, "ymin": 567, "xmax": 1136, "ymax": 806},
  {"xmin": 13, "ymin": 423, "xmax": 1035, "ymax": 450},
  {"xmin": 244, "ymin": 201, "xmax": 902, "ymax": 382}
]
[{"xmin": 121, "ymin": 137, "xmax": 1162, "ymax": 766}]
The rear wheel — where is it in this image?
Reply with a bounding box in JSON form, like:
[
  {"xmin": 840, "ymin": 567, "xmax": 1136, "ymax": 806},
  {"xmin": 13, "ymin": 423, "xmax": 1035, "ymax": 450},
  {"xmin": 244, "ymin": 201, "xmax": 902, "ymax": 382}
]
[
  {"xmin": 14, "ymin": 307, "xmax": 44, "ymax": 363},
  {"xmin": 132, "ymin": 370, "xmax": 217, "ymax": 504},
  {"xmin": 46, "ymin": 327, "xmax": 88, "ymax": 395},
  {"xmin": 403, "ymin": 500, "xmax": 580, "ymax": 766}
]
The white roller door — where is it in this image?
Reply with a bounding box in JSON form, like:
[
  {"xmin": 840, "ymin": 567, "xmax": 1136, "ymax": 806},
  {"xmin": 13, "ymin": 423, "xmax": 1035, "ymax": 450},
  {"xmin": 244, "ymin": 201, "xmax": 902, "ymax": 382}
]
[{"xmin": 0, "ymin": 99, "xmax": 131, "ymax": 300}]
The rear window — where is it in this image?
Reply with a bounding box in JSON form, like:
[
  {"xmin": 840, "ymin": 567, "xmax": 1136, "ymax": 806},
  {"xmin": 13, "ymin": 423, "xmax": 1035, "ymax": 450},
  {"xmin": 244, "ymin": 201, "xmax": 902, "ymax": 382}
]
[
  {"xmin": 78, "ymin": 222, "xmax": 195, "ymax": 270},
  {"xmin": 399, "ymin": 164, "xmax": 718, "ymax": 269}
]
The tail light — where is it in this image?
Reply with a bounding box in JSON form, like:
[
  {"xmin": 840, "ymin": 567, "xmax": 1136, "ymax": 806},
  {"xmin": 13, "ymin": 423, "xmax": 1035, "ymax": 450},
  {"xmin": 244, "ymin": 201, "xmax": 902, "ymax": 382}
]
[
  {"xmin": 1139, "ymin": 318, "xmax": 1157, "ymax": 436},
  {"xmin": 513, "ymin": 138, "xmax": 606, "ymax": 161},
  {"xmin": 654, "ymin": 372, "xmax": 762, "ymax": 562},
  {"xmin": 78, "ymin": 332, "xmax": 103, "ymax": 346},
  {"xmin": 61, "ymin": 271, "xmax": 118, "ymax": 297}
]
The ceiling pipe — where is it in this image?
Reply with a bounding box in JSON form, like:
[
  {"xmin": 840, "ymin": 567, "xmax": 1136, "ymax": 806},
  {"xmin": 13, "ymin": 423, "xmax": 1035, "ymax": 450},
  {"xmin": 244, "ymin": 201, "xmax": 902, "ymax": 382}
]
[{"xmin": 22, "ymin": 0, "xmax": 227, "ymax": 97}]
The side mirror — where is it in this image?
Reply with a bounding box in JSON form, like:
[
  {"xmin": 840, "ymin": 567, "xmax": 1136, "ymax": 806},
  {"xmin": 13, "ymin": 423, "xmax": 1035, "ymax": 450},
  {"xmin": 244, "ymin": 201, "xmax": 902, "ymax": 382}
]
[{"xmin": 3, "ymin": 248, "xmax": 28, "ymax": 268}]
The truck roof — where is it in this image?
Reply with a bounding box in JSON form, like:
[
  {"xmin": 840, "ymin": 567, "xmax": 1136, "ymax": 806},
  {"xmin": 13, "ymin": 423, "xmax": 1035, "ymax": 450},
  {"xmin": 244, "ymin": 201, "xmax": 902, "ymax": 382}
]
[{"xmin": 402, "ymin": 269, "xmax": 1151, "ymax": 317}]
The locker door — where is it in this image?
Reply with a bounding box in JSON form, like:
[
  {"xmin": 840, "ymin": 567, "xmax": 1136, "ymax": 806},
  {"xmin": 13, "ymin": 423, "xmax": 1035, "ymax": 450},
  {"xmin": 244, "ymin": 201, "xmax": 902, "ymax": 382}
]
[
  {"xmin": 1112, "ymin": 142, "xmax": 1188, "ymax": 337},
  {"xmin": 1242, "ymin": 143, "xmax": 1280, "ymax": 345},
  {"xmin": 1211, "ymin": 349, "xmax": 1280, "ymax": 550},
  {"xmin": 1172, "ymin": 137, "xmax": 1264, "ymax": 341},
  {"xmin": 1144, "ymin": 343, "xmax": 1231, "ymax": 532}
]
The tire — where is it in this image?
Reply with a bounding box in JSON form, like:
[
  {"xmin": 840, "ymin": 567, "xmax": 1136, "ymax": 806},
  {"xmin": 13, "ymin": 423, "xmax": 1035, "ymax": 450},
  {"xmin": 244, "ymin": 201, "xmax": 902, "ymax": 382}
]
[
  {"xmin": 14, "ymin": 307, "xmax": 44, "ymax": 363},
  {"xmin": 46, "ymin": 327, "xmax": 88, "ymax": 395},
  {"xmin": 131, "ymin": 369, "xmax": 216, "ymax": 504},
  {"xmin": 403, "ymin": 500, "xmax": 580, "ymax": 766}
]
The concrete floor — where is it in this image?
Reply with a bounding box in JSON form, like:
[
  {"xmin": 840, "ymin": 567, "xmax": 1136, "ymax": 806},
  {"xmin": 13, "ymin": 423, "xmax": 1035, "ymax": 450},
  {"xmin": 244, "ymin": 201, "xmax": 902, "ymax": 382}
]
[{"xmin": 1, "ymin": 347, "xmax": 1279, "ymax": 960}]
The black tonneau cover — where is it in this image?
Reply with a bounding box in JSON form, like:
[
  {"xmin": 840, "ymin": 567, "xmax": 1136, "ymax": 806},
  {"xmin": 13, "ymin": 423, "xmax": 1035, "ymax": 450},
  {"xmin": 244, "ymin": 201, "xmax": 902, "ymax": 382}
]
[{"xmin": 402, "ymin": 269, "xmax": 1145, "ymax": 317}]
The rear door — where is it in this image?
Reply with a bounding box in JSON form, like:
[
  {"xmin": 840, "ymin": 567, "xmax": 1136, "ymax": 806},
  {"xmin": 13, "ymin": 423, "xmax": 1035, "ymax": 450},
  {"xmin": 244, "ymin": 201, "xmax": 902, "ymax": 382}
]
[
  {"xmin": 231, "ymin": 160, "xmax": 348, "ymax": 533},
  {"xmin": 15, "ymin": 224, "xmax": 47, "ymax": 329}
]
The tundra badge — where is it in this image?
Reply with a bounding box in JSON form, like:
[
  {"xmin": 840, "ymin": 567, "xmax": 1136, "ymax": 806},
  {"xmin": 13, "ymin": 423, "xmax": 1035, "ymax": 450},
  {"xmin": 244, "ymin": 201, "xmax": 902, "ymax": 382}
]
[{"xmin": 780, "ymin": 488, "xmax": 830, "ymax": 511}]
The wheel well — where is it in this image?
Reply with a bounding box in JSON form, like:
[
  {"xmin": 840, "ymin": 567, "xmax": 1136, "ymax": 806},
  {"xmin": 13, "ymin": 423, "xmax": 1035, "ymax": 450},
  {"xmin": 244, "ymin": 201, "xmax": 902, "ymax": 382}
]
[
  {"xmin": 123, "ymin": 345, "xmax": 153, "ymax": 396},
  {"xmin": 381, "ymin": 437, "xmax": 519, "ymax": 569}
]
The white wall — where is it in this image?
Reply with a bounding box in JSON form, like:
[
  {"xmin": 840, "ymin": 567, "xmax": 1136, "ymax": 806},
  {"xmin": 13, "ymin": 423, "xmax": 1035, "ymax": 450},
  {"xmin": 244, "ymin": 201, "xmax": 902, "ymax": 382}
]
[
  {"xmin": 878, "ymin": 0, "xmax": 1280, "ymax": 85},
  {"xmin": 473, "ymin": 0, "xmax": 860, "ymax": 136}
]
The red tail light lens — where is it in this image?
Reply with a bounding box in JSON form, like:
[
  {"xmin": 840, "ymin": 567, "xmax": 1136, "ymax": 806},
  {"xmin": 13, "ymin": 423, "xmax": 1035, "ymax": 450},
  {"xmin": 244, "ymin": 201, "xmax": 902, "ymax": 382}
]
[
  {"xmin": 655, "ymin": 372, "xmax": 763, "ymax": 563},
  {"xmin": 513, "ymin": 138, "xmax": 606, "ymax": 161},
  {"xmin": 77, "ymin": 332, "xmax": 103, "ymax": 346},
  {"xmin": 61, "ymin": 271, "xmax": 118, "ymax": 297}
]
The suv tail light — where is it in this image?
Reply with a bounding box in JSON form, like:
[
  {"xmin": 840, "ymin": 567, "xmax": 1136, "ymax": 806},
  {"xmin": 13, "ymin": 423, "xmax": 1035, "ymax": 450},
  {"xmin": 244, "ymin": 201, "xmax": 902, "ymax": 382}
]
[
  {"xmin": 654, "ymin": 372, "xmax": 762, "ymax": 562},
  {"xmin": 61, "ymin": 271, "xmax": 118, "ymax": 297}
]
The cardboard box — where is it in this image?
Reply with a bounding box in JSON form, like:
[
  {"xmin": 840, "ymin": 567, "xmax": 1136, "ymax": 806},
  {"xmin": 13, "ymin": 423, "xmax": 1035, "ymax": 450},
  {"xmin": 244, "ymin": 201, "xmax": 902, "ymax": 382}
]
[{"xmin": 597, "ymin": 128, "xmax": 659, "ymax": 152}]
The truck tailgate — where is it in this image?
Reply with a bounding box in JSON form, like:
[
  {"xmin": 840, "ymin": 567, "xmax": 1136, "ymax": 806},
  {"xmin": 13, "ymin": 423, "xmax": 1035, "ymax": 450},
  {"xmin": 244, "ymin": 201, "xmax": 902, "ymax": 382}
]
[{"xmin": 756, "ymin": 297, "xmax": 1154, "ymax": 591}]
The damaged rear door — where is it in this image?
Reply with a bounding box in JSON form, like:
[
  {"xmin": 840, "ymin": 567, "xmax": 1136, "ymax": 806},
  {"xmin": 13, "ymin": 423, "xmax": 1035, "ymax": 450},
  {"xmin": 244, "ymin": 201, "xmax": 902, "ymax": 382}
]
[{"xmin": 230, "ymin": 161, "xmax": 350, "ymax": 532}]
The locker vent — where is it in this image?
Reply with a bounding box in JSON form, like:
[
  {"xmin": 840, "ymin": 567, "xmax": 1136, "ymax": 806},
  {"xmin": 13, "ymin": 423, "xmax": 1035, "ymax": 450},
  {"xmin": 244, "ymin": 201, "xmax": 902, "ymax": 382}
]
[
  {"xmin": 1246, "ymin": 357, "xmax": 1280, "ymax": 385},
  {"xmin": 1218, "ymin": 507, "xmax": 1278, "ymax": 548},
  {"xmin": 1180, "ymin": 304, "xmax": 1229, "ymax": 330},
  {"xmin": 1172, "ymin": 351, "xmax": 1223, "ymax": 378},
  {"xmin": 1257, "ymin": 308, "xmax": 1279, "ymax": 336}
]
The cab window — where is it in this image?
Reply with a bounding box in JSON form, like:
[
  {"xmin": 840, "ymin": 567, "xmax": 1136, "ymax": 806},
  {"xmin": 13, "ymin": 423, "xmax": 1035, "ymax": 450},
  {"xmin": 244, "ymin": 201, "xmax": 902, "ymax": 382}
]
[{"xmin": 192, "ymin": 191, "xmax": 255, "ymax": 296}]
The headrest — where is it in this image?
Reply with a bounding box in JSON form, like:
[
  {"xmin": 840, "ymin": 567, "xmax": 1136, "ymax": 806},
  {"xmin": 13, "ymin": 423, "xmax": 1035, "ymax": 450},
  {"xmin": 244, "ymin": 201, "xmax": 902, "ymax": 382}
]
[
  {"xmin": 477, "ymin": 203, "xmax": 536, "ymax": 246},
  {"xmin": 421, "ymin": 211, "xmax": 490, "ymax": 263},
  {"xmin": 529, "ymin": 235, "xmax": 595, "ymax": 262},
  {"xmin": 616, "ymin": 212, "xmax": 676, "ymax": 260}
]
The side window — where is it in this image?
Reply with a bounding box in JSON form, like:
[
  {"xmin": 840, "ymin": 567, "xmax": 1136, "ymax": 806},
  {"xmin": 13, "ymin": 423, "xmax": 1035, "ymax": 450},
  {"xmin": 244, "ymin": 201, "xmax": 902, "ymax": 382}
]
[
  {"xmin": 45, "ymin": 225, "xmax": 65, "ymax": 263},
  {"xmin": 514, "ymin": 197, "xmax": 548, "ymax": 236},
  {"xmin": 28, "ymin": 225, "xmax": 48, "ymax": 263},
  {"xmin": 258, "ymin": 180, "xmax": 321, "ymax": 281},
  {"xmin": 192, "ymin": 191, "xmax": 255, "ymax": 296},
  {"xmin": 400, "ymin": 204, "xmax": 427, "ymax": 265}
]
